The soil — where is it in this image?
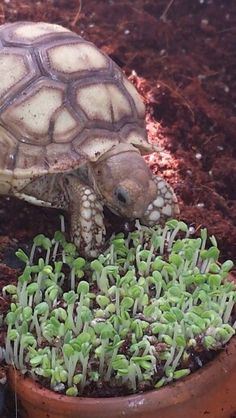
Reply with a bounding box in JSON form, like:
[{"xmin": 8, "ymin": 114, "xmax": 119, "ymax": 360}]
[{"xmin": 0, "ymin": 0, "xmax": 235, "ymax": 416}]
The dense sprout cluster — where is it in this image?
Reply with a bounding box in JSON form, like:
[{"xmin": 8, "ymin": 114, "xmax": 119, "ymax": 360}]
[{"xmin": 2, "ymin": 219, "xmax": 236, "ymax": 396}]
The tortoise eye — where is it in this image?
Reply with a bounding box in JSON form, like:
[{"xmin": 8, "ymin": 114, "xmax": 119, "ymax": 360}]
[{"xmin": 115, "ymin": 187, "xmax": 130, "ymax": 205}]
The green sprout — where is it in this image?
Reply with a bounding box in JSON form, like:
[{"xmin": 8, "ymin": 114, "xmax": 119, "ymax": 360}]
[{"xmin": 1, "ymin": 218, "xmax": 235, "ymax": 396}]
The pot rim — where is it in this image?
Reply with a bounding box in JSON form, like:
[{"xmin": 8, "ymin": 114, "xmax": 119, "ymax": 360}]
[{"xmin": 8, "ymin": 336, "xmax": 236, "ymax": 415}]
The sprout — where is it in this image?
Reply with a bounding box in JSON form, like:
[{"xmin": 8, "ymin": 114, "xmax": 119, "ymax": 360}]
[
  {"xmin": 173, "ymin": 368, "xmax": 191, "ymax": 380},
  {"xmin": 63, "ymin": 291, "xmax": 78, "ymax": 333},
  {"xmin": 66, "ymin": 386, "xmax": 78, "ymax": 397},
  {"xmin": 75, "ymin": 281, "xmax": 90, "ymax": 333},
  {"xmin": 70, "ymin": 257, "xmax": 86, "ymax": 290},
  {"xmin": 63, "ymin": 343, "xmax": 80, "ymax": 388},
  {"xmin": 17, "ymin": 266, "xmax": 32, "ymax": 307},
  {"xmin": 166, "ymin": 220, "xmax": 188, "ymax": 251},
  {"xmin": 72, "ymin": 334, "xmax": 92, "ymax": 393},
  {"xmin": 94, "ymin": 322, "xmax": 115, "ymax": 376},
  {"xmin": 2, "ymin": 284, "xmax": 17, "ymax": 298},
  {"xmin": 16, "ymin": 248, "xmax": 29, "ymax": 265},
  {"xmin": 31, "ymin": 302, "xmax": 49, "ymax": 345},
  {"xmin": 18, "ymin": 334, "xmax": 36, "ymax": 370}
]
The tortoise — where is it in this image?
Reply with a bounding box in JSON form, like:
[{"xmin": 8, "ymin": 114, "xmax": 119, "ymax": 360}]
[{"xmin": 0, "ymin": 21, "xmax": 179, "ymax": 257}]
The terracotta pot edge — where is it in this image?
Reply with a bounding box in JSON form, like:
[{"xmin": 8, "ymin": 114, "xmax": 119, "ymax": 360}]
[{"xmin": 7, "ymin": 336, "xmax": 236, "ymax": 414}]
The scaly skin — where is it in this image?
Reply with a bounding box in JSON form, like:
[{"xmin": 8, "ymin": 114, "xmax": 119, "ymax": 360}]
[
  {"xmin": 63, "ymin": 176, "xmax": 105, "ymax": 258},
  {"xmin": 22, "ymin": 173, "xmax": 106, "ymax": 258},
  {"xmin": 141, "ymin": 175, "xmax": 179, "ymax": 226}
]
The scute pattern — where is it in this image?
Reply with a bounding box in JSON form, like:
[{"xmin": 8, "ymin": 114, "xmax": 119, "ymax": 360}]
[
  {"xmin": 15, "ymin": 143, "xmax": 46, "ymax": 177},
  {"xmin": 123, "ymin": 78, "xmax": 146, "ymax": 118},
  {"xmin": 76, "ymin": 83, "xmax": 132, "ymax": 123},
  {"xmin": 1, "ymin": 80, "xmax": 65, "ymax": 144},
  {"xmin": 45, "ymin": 143, "xmax": 81, "ymax": 173},
  {"xmin": 0, "ymin": 126, "xmax": 17, "ymax": 171},
  {"xmin": 0, "ymin": 22, "xmax": 71, "ymax": 45},
  {"xmin": 46, "ymin": 42, "xmax": 108, "ymax": 76},
  {"xmin": 0, "ymin": 21, "xmax": 147, "ymax": 180},
  {"xmin": 74, "ymin": 130, "xmax": 120, "ymax": 161},
  {"xmin": 52, "ymin": 108, "xmax": 80, "ymax": 143},
  {"xmin": 0, "ymin": 48, "xmax": 38, "ymax": 107}
]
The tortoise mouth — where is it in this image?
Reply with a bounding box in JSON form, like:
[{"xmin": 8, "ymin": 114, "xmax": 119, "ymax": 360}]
[{"xmin": 104, "ymin": 200, "xmax": 145, "ymax": 220}]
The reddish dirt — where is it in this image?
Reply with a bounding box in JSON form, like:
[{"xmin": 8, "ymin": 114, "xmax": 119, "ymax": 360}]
[{"xmin": 0, "ymin": 0, "xmax": 235, "ymax": 416}]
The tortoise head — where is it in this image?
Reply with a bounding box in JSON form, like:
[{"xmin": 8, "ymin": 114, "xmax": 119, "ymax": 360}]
[{"xmin": 90, "ymin": 144, "xmax": 179, "ymax": 222}]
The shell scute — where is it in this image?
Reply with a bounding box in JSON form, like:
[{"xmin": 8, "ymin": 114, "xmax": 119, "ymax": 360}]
[
  {"xmin": 120, "ymin": 125, "xmax": 153, "ymax": 154},
  {"xmin": 1, "ymin": 79, "xmax": 65, "ymax": 145},
  {"xmin": 0, "ymin": 46, "xmax": 39, "ymax": 108},
  {"xmin": 122, "ymin": 78, "xmax": 146, "ymax": 118},
  {"xmin": 0, "ymin": 126, "xmax": 18, "ymax": 172},
  {"xmin": 45, "ymin": 142, "xmax": 82, "ymax": 173},
  {"xmin": 0, "ymin": 22, "xmax": 72, "ymax": 46},
  {"xmin": 52, "ymin": 107, "xmax": 82, "ymax": 143},
  {"xmin": 73, "ymin": 130, "xmax": 120, "ymax": 162},
  {"xmin": 39, "ymin": 40, "xmax": 110, "ymax": 82},
  {"xmin": 14, "ymin": 143, "xmax": 47, "ymax": 178},
  {"xmin": 76, "ymin": 82, "xmax": 132, "ymax": 125}
]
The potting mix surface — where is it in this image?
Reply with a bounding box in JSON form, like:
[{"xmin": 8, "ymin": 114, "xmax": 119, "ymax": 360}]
[{"xmin": 0, "ymin": 0, "xmax": 235, "ymax": 416}]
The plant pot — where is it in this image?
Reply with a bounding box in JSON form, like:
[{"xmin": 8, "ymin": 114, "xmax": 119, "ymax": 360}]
[{"xmin": 8, "ymin": 336, "xmax": 236, "ymax": 418}]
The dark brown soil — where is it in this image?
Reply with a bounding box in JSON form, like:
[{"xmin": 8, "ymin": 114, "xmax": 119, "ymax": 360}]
[{"xmin": 0, "ymin": 0, "xmax": 236, "ymax": 416}]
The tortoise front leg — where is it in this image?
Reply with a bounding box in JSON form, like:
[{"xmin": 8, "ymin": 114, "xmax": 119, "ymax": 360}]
[
  {"xmin": 141, "ymin": 175, "xmax": 179, "ymax": 226},
  {"xmin": 62, "ymin": 175, "xmax": 105, "ymax": 258}
]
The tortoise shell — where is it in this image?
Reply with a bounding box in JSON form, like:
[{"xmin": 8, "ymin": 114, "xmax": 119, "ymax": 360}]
[{"xmin": 0, "ymin": 21, "xmax": 150, "ymax": 193}]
